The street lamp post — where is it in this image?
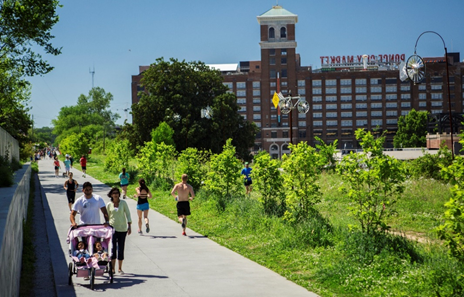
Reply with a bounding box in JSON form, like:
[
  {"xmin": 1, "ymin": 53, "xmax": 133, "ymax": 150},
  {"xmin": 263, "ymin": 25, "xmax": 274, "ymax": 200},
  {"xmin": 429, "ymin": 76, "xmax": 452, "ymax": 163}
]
[
  {"xmin": 407, "ymin": 31, "xmax": 454, "ymax": 158},
  {"xmin": 278, "ymin": 91, "xmax": 310, "ymax": 144}
]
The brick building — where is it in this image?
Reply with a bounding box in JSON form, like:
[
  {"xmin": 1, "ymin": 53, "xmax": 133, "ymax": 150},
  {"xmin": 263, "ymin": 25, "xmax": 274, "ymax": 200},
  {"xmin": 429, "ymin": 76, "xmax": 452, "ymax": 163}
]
[{"xmin": 132, "ymin": 5, "xmax": 464, "ymax": 158}]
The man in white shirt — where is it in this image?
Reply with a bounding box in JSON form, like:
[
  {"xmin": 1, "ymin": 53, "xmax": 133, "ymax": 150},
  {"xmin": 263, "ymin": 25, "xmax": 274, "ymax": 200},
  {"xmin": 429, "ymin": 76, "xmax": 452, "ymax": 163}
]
[{"xmin": 70, "ymin": 181, "xmax": 109, "ymax": 227}]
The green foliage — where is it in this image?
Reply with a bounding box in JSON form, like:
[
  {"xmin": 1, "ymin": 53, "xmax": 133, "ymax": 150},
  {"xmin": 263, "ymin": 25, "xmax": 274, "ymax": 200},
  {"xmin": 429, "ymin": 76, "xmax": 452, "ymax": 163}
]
[
  {"xmin": 204, "ymin": 139, "xmax": 242, "ymax": 210},
  {"xmin": 137, "ymin": 141, "xmax": 176, "ymax": 188},
  {"xmin": 150, "ymin": 121, "xmax": 175, "ymax": 147},
  {"xmin": 0, "ymin": 155, "xmax": 13, "ymax": 187},
  {"xmin": 252, "ymin": 150, "xmax": 286, "ymax": 216},
  {"xmin": 176, "ymin": 147, "xmax": 210, "ymax": 191},
  {"xmin": 393, "ymin": 109, "xmax": 429, "ymax": 148},
  {"xmin": 282, "ymin": 142, "xmax": 323, "ymax": 220},
  {"xmin": 314, "ymin": 136, "xmax": 338, "ymax": 171},
  {"xmin": 58, "ymin": 133, "xmax": 89, "ymax": 159},
  {"xmin": 104, "ymin": 139, "xmax": 134, "ymax": 174},
  {"xmin": 408, "ymin": 143, "xmax": 453, "ymax": 180},
  {"xmin": 337, "ymin": 129, "xmax": 407, "ymax": 234},
  {"xmin": 130, "ymin": 57, "xmax": 256, "ymax": 159},
  {"xmin": 32, "ymin": 126, "xmax": 56, "ymax": 145}
]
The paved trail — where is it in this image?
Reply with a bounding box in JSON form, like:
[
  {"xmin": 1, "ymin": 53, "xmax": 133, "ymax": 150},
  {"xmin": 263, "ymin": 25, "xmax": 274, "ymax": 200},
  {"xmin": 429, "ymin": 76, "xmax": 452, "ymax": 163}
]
[{"xmin": 37, "ymin": 158, "xmax": 319, "ymax": 297}]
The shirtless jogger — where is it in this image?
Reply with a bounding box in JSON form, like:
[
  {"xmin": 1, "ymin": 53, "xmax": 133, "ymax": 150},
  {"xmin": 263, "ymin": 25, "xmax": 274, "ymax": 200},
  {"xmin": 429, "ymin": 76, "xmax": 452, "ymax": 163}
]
[{"xmin": 171, "ymin": 174, "xmax": 195, "ymax": 236}]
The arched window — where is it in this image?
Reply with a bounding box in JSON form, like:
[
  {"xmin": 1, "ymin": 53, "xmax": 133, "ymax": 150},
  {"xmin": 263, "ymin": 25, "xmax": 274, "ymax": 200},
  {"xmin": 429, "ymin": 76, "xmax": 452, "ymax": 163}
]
[
  {"xmin": 280, "ymin": 27, "xmax": 287, "ymax": 38},
  {"xmin": 282, "ymin": 144, "xmax": 289, "ymax": 151},
  {"xmin": 269, "ymin": 27, "xmax": 275, "ymax": 39},
  {"xmin": 270, "ymin": 144, "xmax": 278, "ymax": 151}
]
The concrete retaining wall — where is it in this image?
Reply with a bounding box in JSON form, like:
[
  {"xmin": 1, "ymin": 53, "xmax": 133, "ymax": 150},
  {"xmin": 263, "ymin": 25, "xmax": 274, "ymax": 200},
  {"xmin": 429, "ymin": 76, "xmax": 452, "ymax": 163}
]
[
  {"xmin": 0, "ymin": 164, "xmax": 31, "ymax": 297},
  {"xmin": 0, "ymin": 126, "xmax": 20, "ymax": 163}
]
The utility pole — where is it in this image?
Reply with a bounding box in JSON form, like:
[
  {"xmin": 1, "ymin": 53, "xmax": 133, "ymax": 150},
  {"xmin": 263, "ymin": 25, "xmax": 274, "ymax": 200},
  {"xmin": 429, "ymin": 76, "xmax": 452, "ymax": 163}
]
[{"xmin": 89, "ymin": 67, "xmax": 95, "ymax": 89}]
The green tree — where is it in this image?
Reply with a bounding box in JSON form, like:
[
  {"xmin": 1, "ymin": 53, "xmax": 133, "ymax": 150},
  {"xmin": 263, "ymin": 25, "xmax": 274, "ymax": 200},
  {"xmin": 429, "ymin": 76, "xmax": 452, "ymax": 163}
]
[
  {"xmin": 338, "ymin": 129, "xmax": 407, "ymax": 234},
  {"xmin": 104, "ymin": 139, "xmax": 133, "ymax": 174},
  {"xmin": 282, "ymin": 142, "xmax": 323, "ymax": 220},
  {"xmin": 204, "ymin": 139, "xmax": 242, "ymax": 209},
  {"xmin": 314, "ymin": 136, "xmax": 338, "ymax": 171},
  {"xmin": 0, "ymin": 0, "xmax": 61, "ymax": 76},
  {"xmin": 137, "ymin": 140, "xmax": 176, "ymax": 188},
  {"xmin": 58, "ymin": 133, "xmax": 89, "ymax": 160},
  {"xmin": 151, "ymin": 121, "xmax": 175, "ymax": 147},
  {"xmin": 252, "ymin": 150, "xmax": 285, "ymax": 216},
  {"xmin": 393, "ymin": 109, "xmax": 429, "ymax": 148},
  {"xmin": 131, "ymin": 58, "xmax": 256, "ymax": 158},
  {"xmin": 176, "ymin": 147, "xmax": 210, "ymax": 191}
]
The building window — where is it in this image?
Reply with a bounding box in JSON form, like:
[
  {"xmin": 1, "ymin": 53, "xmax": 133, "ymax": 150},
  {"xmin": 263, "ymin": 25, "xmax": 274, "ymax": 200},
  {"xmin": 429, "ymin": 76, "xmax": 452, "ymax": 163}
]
[
  {"xmin": 269, "ymin": 27, "xmax": 275, "ymax": 39},
  {"xmin": 313, "ymin": 112, "xmax": 322, "ymax": 118},
  {"xmin": 242, "ymin": 114, "xmax": 247, "ymax": 120},
  {"xmin": 357, "ymin": 119, "xmax": 368, "ymax": 126},
  {"xmin": 386, "ymin": 102, "xmax": 397, "ymax": 108},
  {"xmin": 254, "ymin": 122, "xmax": 261, "ymax": 127},
  {"xmin": 237, "ymin": 82, "xmax": 246, "ymax": 89},
  {"xmin": 371, "ymin": 103, "xmax": 382, "ymax": 109},
  {"xmin": 281, "ymin": 49, "xmax": 287, "ymax": 56},
  {"xmin": 313, "ymin": 96, "xmax": 322, "ymax": 102},
  {"xmin": 341, "ymin": 103, "xmax": 352, "ymax": 109},
  {"xmin": 341, "ymin": 112, "xmax": 352, "ymax": 117},
  {"xmin": 371, "ymin": 86, "xmax": 382, "ymax": 93},
  {"xmin": 386, "ymin": 94, "xmax": 397, "ymax": 100},
  {"xmin": 253, "ymin": 114, "xmax": 261, "ymax": 120},
  {"xmin": 401, "ymin": 94, "xmax": 411, "ymax": 99},
  {"xmin": 326, "ymin": 96, "xmax": 337, "ymax": 102},
  {"xmin": 401, "ymin": 85, "xmax": 410, "ymax": 91},
  {"xmin": 431, "ymin": 93, "xmax": 443, "ymax": 99},
  {"xmin": 326, "ymin": 112, "xmax": 337, "ymax": 118},
  {"xmin": 281, "ymin": 81, "xmax": 287, "ymax": 87},
  {"xmin": 431, "ymin": 84, "xmax": 442, "ymax": 90},
  {"xmin": 298, "ymin": 121, "xmax": 306, "ymax": 127},
  {"xmin": 253, "ymin": 81, "xmax": 260, "ymax": 88},
  {"xmin": 371, "ymin": 111, "xmax": 382, "ymax": 117},
  {"xmin": 299, "ymin": 130, "xmax": 306, "ymax": 138},
  {"xmin": 281, "ymin": 69, "xmax": 287, "ymax": 78},
  {"xmin": 386, "ymin": 110, "xmax": 397, "ymax": 116},
  {"xmin": 298, "ymin": 80, "xmax": 305, "ymax": 87},
  {"xmin": 326, "ymin": 104, "xmax": 337, "ymax": 110},
  {"xmin": 237, "ymin": 90, "xmax": 246, "ymax": 97},
  {"xmin": 341, "ymin": 79, "xmax": 351, "ymax": 85},
  {"xmin": 418, "ymin": 84, "xmax": 426, "ymax": 90},
  {"xmin": 312, "ymin": 80, "xmax": 322, "ymax": 86},
  {"xmin": 341, "ymin": 95, "xmax": 352, "ymax": 101},
  {"xmin": 371, "ymin": 78, "xmax": 381, "ymax": 85},
  {"xmin": 271, "ymin": 131, "xmax": 277, "ymax": 138},
  {"xmin": 253, "ymin": 106, "xmax": 261, "ymax": 111},
  {"xmin": 239, "ymin": 106, "xmax": 246, "ymax": 112},
  {"xmin": 270, "ymin": 69, "xmax": 276, "ymax": 79},
  {"xmin": 341, "ymin": 87, "xmax": 351, "ymax": 94},
  {"xmin": 356, "ymin": 103, "xmax": 367, "ymax": 109},
  {"xmin": 356, "ymin": 87, "xmax": 367, "ymax": 93},
  {"xmin": 431, "ymin": 109, "xmax": 442, "ymax": 114},
  {"xmin": 270, "ymin": 57, "xmax": 276, "ymax": 65},
  {"xmin": 356, "ymin": 111, "xmax": 367, "ymax": 117},
  {"xmin": 386, "ymin": 86, "xmax": 397, "ymax": 92},
  {"xmin": 270, "ymin": 82, "xmax": 276, "ymax": 87},
  {"xmin": 401, "ymin": 102, "xmax": 411, "ymax": 108},
  {"xmin": 419, "ymin": 93, "xmax": 426, "ymax": 100},
  {"xmin": 341, "ymin": 120, "xmax": 352, "ymax": 126},
  {"xmin": 313, "ymin": 120, "xmax": 323, "ymax": 126},
  {"xmin": 253, "ymin": 98, "xmax": 261, "ymax": 104},
  {"xmin": 431, "ymin": 101, "xmax": 443, "ymax": 107},
  {"xmin": 387, "ymin": 119, "xmax": 397, "ymax": 125},
  {"xmin": 313, "ymin": 104, "xmax": 322, "ymax": 110},
  {"xmin": 326, "ymin": 120, "xmax": 338, "ymax": 126},
  {"xmin": 298, "ymin": 113, "xmax": 306, "ymax": 119},
  {"xmin": 419, "ymin": 102, "xmax": 427, "ymax": 107},
  {"xmin": 401, "ymin": 110, "xmax": 410, "ymax": 116},
  {"xmin": 313, "ymin": 88, "xmax": 322, "ymax": 95},
  {"xmin": 298, "ymin": 88, "xmax": 305, "ymax": 95},
  {"xmin": 371, "ymin": 95, "xmax": 382, "ymax": 101},
  {"xmin": 371, "ymin": 119, "xmax": 383, "ymax": 126},
  {"xmin": 237, "ymin": 98, "xmax": 246, "ymax": 104},
  {"xmin": 280, "ymin": 27, "xmax": 287, "ymax": 38},
  {"xmin": 326, "ymin": 79, "xmax": 337, "ymax": 86},
  {"xmin": 356, "ymin": 78, "xmax": 366, "ymax": 85},
  {"xmin": 326, "ymin": 87, "xmax": 337, "ymax": 94},
  {"xmin": 223, "ymin": 82, "xmax": 233, "ymax": 89},
  {"xmin": 281, "ymin": 57, "xmax": 287, "ymax": 64}
]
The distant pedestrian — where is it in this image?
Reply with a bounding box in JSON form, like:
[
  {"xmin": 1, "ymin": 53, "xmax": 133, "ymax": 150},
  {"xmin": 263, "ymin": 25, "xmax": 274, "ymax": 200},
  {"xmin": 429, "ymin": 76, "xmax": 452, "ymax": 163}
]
[
  {"xmin": 133, "ymin": 178, "xmax": 152, "ymax": 235},
  {"xmin": 80, "ymin": 155, "xmax": 87, "ymax": 177},
  {"xmin": 171, "ymin": 174, "xmax": 195, "ymax": 236},
  {"xmin": 64, "ymin": 155, "xmax": 71, "ymax": 176},
  {"xmin": 241, "ymin": 162, "xmax": 252, "ymax": 195},
  {"xmin": 106, "ymin": 187, "xmax": 132, "ymax": 275},
  {"xmin": 69, "ymin": 155, "xmax": 74, "ymax": 168},
  {"xmin": 119, "ymin": 168, "xmax": 130, "ymax": 199},
  {"xmin": 53, "ymin": 157, "xmax": 60, "ymax": 178},
  {"xmin": 63, "ymin": 172, "xmax": 79, "ymax": 212},
  {"xmin": 70, "ymin": 182, "xmax": 109, "ymax": 227}
]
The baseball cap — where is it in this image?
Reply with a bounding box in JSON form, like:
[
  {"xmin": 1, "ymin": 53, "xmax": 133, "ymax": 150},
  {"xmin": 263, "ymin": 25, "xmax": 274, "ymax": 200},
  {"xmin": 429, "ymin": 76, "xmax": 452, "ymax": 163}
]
[{"xmin": 245, "ymin": 162, "xmax": 249, "ymax": 165}]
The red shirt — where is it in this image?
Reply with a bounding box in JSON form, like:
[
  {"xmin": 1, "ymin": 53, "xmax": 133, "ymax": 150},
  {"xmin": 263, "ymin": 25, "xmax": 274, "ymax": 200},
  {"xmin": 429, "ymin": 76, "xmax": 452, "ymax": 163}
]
[
  {"xmin": 80, "ymin": 157, "xmax": 87, "ymax": 167},
  {"xmin": 54, "ymin": 160, "xmax": 59, "ymax": 167}
]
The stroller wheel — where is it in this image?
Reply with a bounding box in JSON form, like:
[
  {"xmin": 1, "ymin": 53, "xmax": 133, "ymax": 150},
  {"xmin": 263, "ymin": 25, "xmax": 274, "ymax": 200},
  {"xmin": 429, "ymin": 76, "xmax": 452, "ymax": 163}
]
[
  {"xmin": 109, "ymin": 262, "xmax": 114, "ymax": 283},
  {"xmin": 90, "ymin": 268, "xmax": 95, "ymax": 290},
  {"xmin": 68, "ymin": 263, "xmax": 73, "ymax": 285}
]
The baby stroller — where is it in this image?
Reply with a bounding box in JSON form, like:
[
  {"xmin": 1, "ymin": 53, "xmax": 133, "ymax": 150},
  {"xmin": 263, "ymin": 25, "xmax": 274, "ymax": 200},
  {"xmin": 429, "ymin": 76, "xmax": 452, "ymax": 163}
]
[{"xmin": 67, "ymin": 224, "xmax": 115, "ymax": 290}]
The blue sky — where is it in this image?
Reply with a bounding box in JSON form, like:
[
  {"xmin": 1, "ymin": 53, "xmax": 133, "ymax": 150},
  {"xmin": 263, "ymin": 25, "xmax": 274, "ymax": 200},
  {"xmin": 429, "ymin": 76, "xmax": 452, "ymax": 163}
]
[{"xmin": 28, "ymin": 0, "xmax": 464, "ymax": 128}]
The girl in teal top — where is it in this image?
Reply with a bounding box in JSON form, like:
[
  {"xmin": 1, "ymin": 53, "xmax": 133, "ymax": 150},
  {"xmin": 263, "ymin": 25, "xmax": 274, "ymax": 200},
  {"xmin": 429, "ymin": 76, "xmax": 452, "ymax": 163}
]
[
  {"xmin": 118, "ymin": 168, "xmax": 130, "ymax": 199},
  {"xmin": 106, "ymin": 187, "xmax": 132, "ymax": 274}
]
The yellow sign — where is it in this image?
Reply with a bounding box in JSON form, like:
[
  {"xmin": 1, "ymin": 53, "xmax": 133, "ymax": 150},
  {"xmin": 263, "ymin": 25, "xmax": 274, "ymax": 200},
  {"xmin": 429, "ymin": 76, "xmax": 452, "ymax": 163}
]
[{"xmin": 272, "ymin": 92, "xmax": 279, "ymax": 108}]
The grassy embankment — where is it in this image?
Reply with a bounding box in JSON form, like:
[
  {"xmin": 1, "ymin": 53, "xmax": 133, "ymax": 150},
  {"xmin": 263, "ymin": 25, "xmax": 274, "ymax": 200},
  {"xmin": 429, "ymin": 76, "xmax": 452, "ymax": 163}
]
[{"xmin": 80, "ymin": 154, "xmax": 462, "ymax": 296}]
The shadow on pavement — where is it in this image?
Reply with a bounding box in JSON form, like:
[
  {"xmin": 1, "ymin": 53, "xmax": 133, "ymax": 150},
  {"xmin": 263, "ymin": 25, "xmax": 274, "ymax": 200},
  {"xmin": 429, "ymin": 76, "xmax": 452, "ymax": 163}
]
[{"xmin": 76, "ymin": 274, "xmax": 169, "ymax": 292}]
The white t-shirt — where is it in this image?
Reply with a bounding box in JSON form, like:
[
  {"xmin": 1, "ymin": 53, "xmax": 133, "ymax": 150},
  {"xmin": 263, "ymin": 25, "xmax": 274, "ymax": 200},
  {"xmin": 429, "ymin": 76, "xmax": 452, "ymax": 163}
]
[{"xmin": 72, "ymin": 194, "xmax": 106, "ymax": 224}]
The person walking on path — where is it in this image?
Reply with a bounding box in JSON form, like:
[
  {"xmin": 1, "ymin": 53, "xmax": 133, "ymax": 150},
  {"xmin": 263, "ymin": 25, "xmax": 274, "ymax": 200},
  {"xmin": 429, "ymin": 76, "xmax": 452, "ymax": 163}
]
[
  {"xmin": 80, "ymin": 155, "xmax": 87, "ymax": 177},
  {"xmin": 70, "ymin": 181, "xmax": 109, "ymax": 227},
  {"xmin": 53, "ymin": 157, "xmax": 61, "ymax": 178},
  {"xmin": 106, "ymin": 187, "xmax": 131, "ymax": 275},
  {"xmin": 64, "ymin": 155, "xmax": 71, "ymax": 176},
  {"xmin": 69, "ymin": 155, "xmax": 74, "ymax": 169},
  {"xmin": 63, "ymin": 172, "xmax": 79, "ymax": 212},
  {"xmin": 133, "ymin": 178, "xmax": 152, "ymax": 235},
  {"xmin": 171, "ymin": 174, "xmax": 195, "ymax": 236},
  {"xmin": 119, "ymin": 168, "xmax": 130, "ymax": 199},
  {"xmin": 241, "ymin": 162, "xmax": 252, "ymax": 195}
]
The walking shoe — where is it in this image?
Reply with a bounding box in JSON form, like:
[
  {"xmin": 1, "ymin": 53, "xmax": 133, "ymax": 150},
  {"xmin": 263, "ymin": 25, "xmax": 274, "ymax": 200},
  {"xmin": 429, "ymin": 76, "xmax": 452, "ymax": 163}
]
[
  {"xmin": 146, "ymin": 223, "xmax": 150, "ymax": 233},
  {"xmin": 123, "ymin": 195, "xmax": 126, "ymax": 199},
  {"xmin": 182, "ymin": 231, "xmax": 186, "ymax": 236},
  {"xmin": 181, "ymin": 218, "xmax": 186, "ymax": 229},
  {"xmin": 138, "ymin": 230, "xmax": 142, "ymax": 235}
]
